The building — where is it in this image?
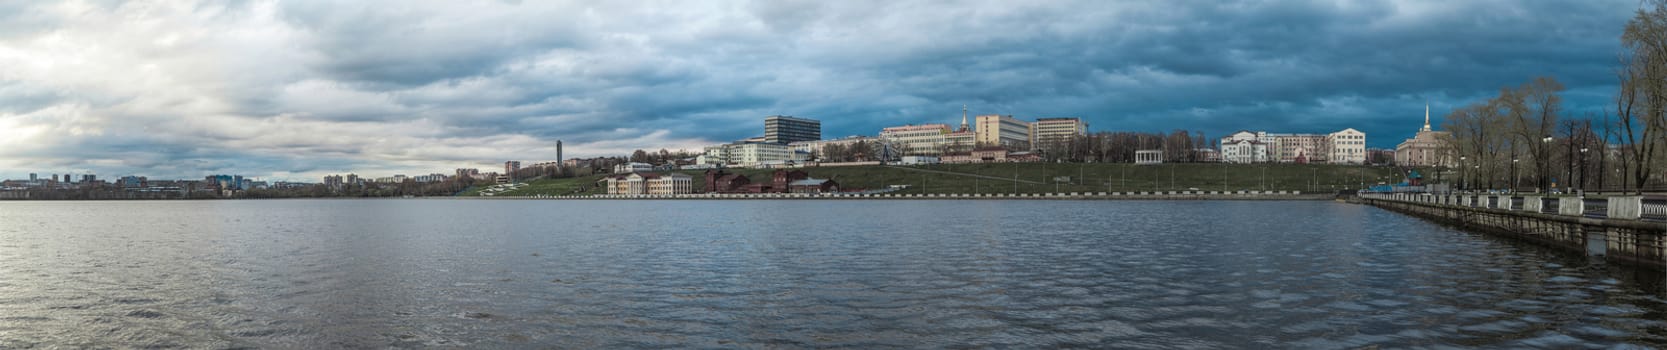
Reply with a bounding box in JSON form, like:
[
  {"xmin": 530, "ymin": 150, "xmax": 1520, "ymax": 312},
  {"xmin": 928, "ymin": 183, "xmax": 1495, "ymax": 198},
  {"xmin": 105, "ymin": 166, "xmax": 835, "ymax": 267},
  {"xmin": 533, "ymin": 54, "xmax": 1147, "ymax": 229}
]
[
  {"xmin": 701, "ymin": 142, "xmax": 806, "ymax": 167},
  {"xmin": 1367, "ymin": 148, "xmax": 1396, "ymax": 165},
  {"xmin": 1396, "ymin": 105, "xmax": 1456, "ymax": 167},
  {"xmin": 1134, "ymin": 150, "xmax": 1164, "ymax": 165},
  {"xmin": 899, "ymin": 156, "xmax": 940, "ymax": 165},
  {"xmin": 614, "ymin": 162, "xmax": 653, "ymax": 173},
  {"xmin": 645, "ymin": 173, "xmax": 693, "ymax": 194},
  {"xmin": 789, "ymin": 136, "xmax": 882, "ymax": 161},
  {"xmin": 879, "ymin": 124, "xmax": 955, "ymax": 156},
  {"xmin": 1220, "ymin": 131, "xmax": 1271, "ymax": 163},
  {"xmin": 975, "ymin": 114, "xmax": 1031, "ymax": 150},
  {"xmin": 119, "ymin": 176, "xmax": 147, "ymax": 188},
  {"xmin": 1194, "ymin": 148, "xmax": 1222, "ymax": 163},
  {"xmin": 1030, "ymin": 117, "xmax": 1087, "ymax": 150},
  {"xmin": 788, "ymin": 178, "xmax": 840, "ymax": 194},
  {"xmin": 1221, "ymin": 128, "xmax": 1366, "ymax": 164},
  {"xmin": 500, "ymin": 161, "xmax": 520, "ymax": 177},
  {"xmin": 1267, "ymin": 133, "xmax": 1329, "ymax": 163},
  {"xmin": 764, "ymin": 115, "xmax": 821, "ymax": 144},
  {"xmin": 1328, "ymin": 128, "xmax": 1367, "ymax": 164},
  {"xmin": 600, "ymin": 172, "xmax": 694, "ymax": 195},
  {"xmin": 703, "ymin": 170, "xmax": 752, "ymax": 193}
]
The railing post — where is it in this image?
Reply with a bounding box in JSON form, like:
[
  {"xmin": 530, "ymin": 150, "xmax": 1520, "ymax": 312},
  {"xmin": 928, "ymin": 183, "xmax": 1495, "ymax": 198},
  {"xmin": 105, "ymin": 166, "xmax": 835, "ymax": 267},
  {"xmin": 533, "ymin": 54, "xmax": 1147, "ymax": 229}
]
[
  {"xmin": 1558, "ymin": 196, "xmax": 1584, "ymax": 216},
  {"xmin": 1608, "ymin": 196, "xmax": 1643, "ymax": 220},
  {"xmin": 1522, "ymin": 195, "xmax": 1541, "ymax": 212}
]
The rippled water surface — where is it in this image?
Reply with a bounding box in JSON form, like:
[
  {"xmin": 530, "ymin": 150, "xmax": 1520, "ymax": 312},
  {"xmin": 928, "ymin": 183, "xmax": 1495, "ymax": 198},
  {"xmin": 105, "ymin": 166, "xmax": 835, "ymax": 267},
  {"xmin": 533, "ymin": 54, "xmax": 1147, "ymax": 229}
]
[{"xmin": 1, "ymin": 199, "xmax": 1665, "ymax": 348}]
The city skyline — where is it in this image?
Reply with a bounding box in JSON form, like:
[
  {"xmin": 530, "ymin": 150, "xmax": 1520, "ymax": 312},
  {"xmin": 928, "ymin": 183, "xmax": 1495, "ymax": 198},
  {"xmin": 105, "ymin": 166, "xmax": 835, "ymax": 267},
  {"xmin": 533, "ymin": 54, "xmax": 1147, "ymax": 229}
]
[{"xmin": 0, "ymin": 1, "xmax": 1639, "ymax": 180}]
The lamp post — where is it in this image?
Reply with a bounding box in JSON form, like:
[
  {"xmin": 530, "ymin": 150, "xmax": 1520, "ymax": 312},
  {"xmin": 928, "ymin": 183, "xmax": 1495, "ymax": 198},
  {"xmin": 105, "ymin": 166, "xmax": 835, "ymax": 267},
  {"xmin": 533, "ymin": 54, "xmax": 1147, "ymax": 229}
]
[
  {"xmin": 1473, "ymin": 165, "xmax": 1480, "ymax": 191},
  {"xmin": 1541, "ymin": 136, "xmax": 1553, "ymax": 191},
  {"xmin": 1458, "ymin": 156, "xmax": 1466, "ymax": 190},
  {"xmin": 1511, "ymin": 158, "xmax": 1519, "ymax": 193},
  {"xmin": 1578, "ymin": 147, "xmax": 1588, "ymax": 193}
]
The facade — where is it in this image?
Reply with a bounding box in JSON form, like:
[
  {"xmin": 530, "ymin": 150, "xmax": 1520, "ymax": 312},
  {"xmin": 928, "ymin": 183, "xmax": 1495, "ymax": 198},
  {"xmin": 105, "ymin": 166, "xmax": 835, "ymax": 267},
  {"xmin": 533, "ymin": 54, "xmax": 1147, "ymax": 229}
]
[
  {"xmin": 1222, "ymin": 129, "xmax": 1366, "ymax": 164},
  {"xmin": 701, "ymin": 142, "xmax": 806, "ymax": 167},
  {"xmin": 1396, "ymin": 105, "xmax": 1456, "ymax": 167},
  {"xmin": 975, "ymin": 115, "xmax": 1031, "ymax": 150},
  {"xmin": 1029, "ymin": 117, "xmax": 1087, "ymax": 150},
  {"xmin": 1220, "ymin": 131, "xmax": 1271, "ymax": 163},
  {"xmin": 1328, "ymin": 128, "xmax": 1367, "ymax": 164},
  {"xmin": 879, "ymin": 124, "xmax": 954, "ymax": 156},
  {"xmin": 899, "ymin": 156, "xmax": 940, "ymax": 165},
  {"xmin": 601, "ymin": 172, "xmax": 694, "ymax": 195},
  {"xmin": 764, "ymin": 116, "xmax": 821, "ymax": 144},
  {"xmin": 1268, "ymin": 133, "xmax": 1329, "ymax": 163},
  {"xmin": 646, "ymin": 173, "xmax": 693, "ymax": 194},
  {"xmin": 703, "ymin": 170, "xmax": 752, "ymax": 193},
  {"xmin": 503, "ymin": 161, "xmax": 521, "ymax": 176},
  {"xmin": 614, "ymin": 162, "xmax": 653, "ymax": 174},
  {"xmin": 788, "ymin": 178, "xmax": 839, "ymax": 194}
]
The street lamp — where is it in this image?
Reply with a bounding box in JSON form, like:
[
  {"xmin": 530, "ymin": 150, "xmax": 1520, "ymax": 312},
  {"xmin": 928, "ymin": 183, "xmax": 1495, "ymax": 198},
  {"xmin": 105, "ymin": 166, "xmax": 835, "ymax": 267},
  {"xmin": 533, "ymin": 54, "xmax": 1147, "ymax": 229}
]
[
  {"xmin": 1459, "ymin": 156, "xmax": 1467, "ymax": 190},
  {"xmin": 1511, "ymin": 158, "xmax": 1520, "ymax": 193},
  {"xmin": 1578, "ymin": 148, "xmax": 1588, "ymax": 194}
]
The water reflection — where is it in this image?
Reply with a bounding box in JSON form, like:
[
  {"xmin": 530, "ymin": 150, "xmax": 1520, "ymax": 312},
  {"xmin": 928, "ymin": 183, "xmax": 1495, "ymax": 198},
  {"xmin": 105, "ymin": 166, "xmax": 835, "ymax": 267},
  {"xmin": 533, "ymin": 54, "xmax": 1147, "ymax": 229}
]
[{"xmin": 0, "ymin": 199, "xmax": 1662, "ymax": 348}]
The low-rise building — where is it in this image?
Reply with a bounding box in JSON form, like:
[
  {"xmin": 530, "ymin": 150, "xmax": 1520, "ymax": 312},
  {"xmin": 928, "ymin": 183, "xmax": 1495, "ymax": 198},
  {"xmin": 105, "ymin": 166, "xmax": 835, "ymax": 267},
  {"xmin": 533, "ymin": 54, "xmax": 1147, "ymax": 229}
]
[
  {"xmin": 788, "ymin": 178, "xmax": 840, "ymax": 194},
  {"xmin": 614, "ymin": 162, "xmax": 653, "ymax": 173},
  {"xmin": 700, "ymin": 141, "xmax": 807, "ymax": 167},
  {"xmin": 601, "ymin": 172, "xmax": 694, "ymax": 195},
  {"xmin": 880, "ymin": 124, "xmax": 956, "ymax": 156}
]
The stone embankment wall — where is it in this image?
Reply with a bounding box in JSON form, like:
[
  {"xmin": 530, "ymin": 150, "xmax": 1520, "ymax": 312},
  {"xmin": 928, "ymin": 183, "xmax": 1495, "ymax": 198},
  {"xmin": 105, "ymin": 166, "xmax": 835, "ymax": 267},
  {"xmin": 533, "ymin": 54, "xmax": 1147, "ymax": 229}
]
[{"xmin": 1362, "ymin": 193, "xmax": 1667, "ymax": 269}]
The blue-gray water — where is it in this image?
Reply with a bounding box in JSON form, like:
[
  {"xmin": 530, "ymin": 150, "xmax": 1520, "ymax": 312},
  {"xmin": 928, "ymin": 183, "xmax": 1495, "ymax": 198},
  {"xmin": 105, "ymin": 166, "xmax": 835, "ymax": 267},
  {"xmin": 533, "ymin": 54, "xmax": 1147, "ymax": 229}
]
[{"xmin": 1, "ymin": 200, "xmax": 1664, "ymax": 349}]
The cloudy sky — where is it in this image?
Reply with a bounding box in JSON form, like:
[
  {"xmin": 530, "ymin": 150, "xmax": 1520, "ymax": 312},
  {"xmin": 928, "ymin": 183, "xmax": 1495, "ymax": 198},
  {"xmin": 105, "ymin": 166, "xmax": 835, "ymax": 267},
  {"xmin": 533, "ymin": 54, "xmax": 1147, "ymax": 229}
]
[{"xmin": 0, "ymin": 0, "xmax": 1640, "ymax": 180}]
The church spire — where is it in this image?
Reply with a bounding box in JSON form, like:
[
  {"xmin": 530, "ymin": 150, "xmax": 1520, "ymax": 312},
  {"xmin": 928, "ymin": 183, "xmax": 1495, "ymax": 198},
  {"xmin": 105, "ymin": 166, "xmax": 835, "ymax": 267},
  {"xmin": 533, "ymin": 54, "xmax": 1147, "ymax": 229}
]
[
  {"xmin": 1421, "ymin": 103, "xmax": 1431, "ymax": 132},
  {"xmin": 960, "ymin": 104, "xmax": 969, "ymax": 132}
]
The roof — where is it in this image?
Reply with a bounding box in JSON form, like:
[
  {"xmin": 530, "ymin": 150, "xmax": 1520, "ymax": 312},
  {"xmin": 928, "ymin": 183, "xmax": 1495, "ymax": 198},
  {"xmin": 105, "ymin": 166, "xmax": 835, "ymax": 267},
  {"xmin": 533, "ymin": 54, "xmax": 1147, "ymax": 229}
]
[{"xmin": 789, "ymin": 178, "xmax": 833, "ymax": 186}]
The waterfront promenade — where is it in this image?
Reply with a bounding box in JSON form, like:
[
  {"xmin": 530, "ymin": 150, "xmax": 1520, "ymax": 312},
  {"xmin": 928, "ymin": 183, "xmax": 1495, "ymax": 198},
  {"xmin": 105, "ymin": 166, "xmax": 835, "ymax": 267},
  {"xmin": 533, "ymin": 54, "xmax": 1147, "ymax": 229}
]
[{"xmin": 1361, "ymin": 192, "xmax": 1667, "ymax": 268}]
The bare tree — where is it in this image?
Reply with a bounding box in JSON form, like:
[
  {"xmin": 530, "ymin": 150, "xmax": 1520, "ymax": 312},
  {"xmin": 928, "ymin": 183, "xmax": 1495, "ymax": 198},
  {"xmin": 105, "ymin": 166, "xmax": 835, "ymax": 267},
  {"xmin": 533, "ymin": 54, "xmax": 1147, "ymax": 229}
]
[{"xmin": 1617, "ymin": 0, "xmax": 1667, "ymax": 193}]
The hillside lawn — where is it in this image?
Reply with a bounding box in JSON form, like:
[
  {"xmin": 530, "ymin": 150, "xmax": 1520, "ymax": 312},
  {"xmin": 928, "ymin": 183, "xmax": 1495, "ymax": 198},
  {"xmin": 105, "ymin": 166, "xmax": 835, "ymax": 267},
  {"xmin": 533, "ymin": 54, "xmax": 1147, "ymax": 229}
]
[{"xmin": 462, "ymin": 163, "xmax": 1422, "ymax": 197}]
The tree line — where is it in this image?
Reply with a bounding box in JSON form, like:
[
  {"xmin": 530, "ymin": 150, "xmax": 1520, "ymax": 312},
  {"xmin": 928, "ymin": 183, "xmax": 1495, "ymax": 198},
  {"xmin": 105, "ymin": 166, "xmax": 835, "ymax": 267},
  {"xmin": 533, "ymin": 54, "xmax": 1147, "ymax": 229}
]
[{"xmin": 1443, "ymin": 1, "xmax": 1667, "ymax": 193}]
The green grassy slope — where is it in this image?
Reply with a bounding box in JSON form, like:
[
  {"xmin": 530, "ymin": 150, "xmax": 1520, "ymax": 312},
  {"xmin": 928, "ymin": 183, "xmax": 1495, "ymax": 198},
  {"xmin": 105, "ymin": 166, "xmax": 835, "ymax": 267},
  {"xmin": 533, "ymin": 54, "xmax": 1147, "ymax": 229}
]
[{"xmin": 463, "ymin": 163, "xmax": 1421, "ymax": 196}]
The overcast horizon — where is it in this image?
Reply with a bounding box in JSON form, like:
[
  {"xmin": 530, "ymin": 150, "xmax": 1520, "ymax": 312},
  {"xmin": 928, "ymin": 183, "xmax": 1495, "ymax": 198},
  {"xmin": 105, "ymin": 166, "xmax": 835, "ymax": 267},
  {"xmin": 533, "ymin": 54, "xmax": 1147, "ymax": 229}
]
[{"xmin": 0, "ymin": 1, "xmax": 1642, "ymax": 181}]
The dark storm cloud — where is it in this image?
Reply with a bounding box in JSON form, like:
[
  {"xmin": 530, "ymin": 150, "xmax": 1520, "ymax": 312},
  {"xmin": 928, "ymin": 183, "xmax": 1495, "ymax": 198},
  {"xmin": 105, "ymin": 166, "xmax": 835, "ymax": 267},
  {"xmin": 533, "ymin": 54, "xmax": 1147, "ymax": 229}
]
[{"xmin": 0, "ymin": 0, "xmax": 1641, "ymax": 180}]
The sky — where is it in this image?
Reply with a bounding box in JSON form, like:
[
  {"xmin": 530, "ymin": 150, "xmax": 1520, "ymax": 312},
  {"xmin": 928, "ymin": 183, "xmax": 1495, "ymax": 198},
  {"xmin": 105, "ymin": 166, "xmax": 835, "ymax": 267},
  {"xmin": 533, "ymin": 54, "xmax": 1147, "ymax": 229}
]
[{"xmin": 0, "ymin": 0, "xmax": 1642, "ymax": 181}]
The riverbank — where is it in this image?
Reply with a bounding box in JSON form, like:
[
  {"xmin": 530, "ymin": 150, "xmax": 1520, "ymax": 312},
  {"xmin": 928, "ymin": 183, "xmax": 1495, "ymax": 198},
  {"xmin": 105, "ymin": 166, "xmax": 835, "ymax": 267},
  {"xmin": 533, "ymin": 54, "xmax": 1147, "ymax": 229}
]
[
  {"xmin": 457, "ymin": 190, "xmax": 1333, "ymax": 200},
  {"xmin": 465, "ymin": 163, "xmax": 1409, "ymax": 197}
]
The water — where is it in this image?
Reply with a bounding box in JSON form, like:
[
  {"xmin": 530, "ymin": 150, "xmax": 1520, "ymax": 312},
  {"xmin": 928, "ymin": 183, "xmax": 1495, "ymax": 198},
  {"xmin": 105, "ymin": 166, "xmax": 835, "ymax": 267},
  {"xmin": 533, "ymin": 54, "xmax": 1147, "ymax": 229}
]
[{"xmin": 1, "ymin": 199, "xmax": 1664, "ymax": 349}]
